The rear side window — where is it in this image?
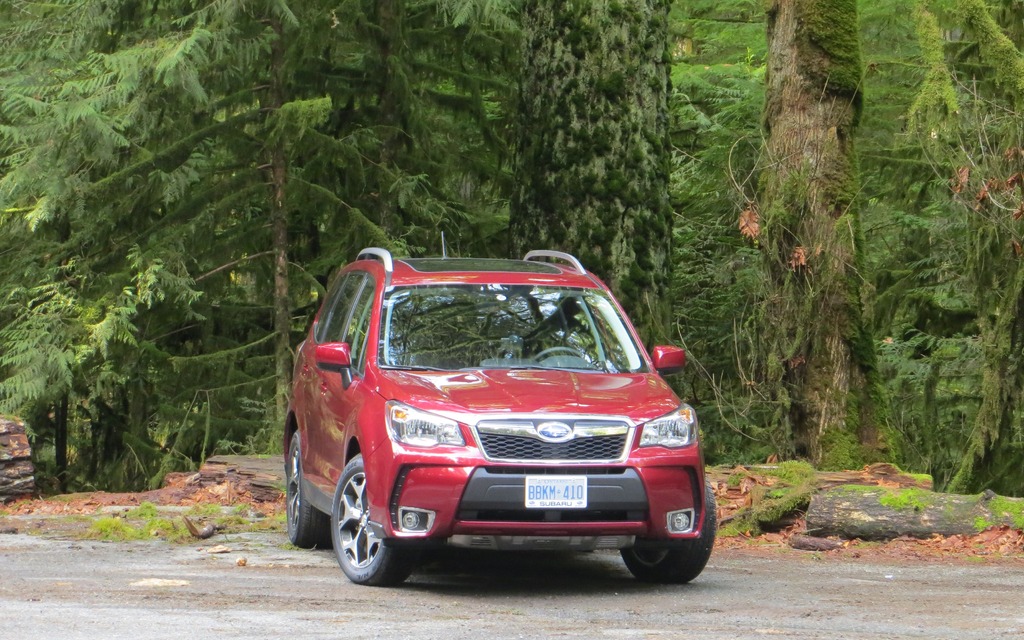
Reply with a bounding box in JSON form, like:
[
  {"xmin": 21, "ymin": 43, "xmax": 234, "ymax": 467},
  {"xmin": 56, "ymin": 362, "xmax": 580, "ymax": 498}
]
[{"xmin": 315, "ymin": 273, "xmax": 365, "ymax": 344}]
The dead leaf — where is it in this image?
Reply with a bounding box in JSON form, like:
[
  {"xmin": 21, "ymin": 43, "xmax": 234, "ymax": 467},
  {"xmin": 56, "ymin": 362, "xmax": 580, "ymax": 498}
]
[
  {"xmin": 1008, "ymin": 173, "xmax": 1022, "ymax": 190},
  {"xmin": 739, "ymin": 203, "xmax": 760, "ymax": 239},
  {"xmin": 951, "ymin": 166, "xmax": 970, "ymax": 194},
  {"xmin": 788, "ymin": 246, "xmax": 807, "ymax": 270},
  {"xmin": 976, "ymin": 183, "xmax": 989, "ymax": 207},
  {"xmin": 1013, "ymin": 240, "xmax": 1022, "ymax": 258},
  {"xmin": 1014, "ymin": 202, "xmax": 1024, "ymax": 221},
  {"xmin": 205, "ymin": 544, "xmax": 232, "ymax": 554}
]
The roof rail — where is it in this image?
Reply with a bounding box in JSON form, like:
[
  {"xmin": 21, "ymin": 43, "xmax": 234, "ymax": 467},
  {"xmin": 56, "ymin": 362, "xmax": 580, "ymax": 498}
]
[
  {"xmin": 523, "ymin": 250, "xmax": 587, "ymax": 275},
  {"xmin": 357, "ymin": 247, "xmax": 394, "ymax": 276}
]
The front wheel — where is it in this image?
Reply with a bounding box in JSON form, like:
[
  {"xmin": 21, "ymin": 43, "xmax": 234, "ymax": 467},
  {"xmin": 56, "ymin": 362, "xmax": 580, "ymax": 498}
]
[
  {"xmin": 331, "ymin": 454, "xmax": 418, "ymax": 586},
  {"xmin": 621, "ymin": 482, "xmax": 717, "ymax": 584}
]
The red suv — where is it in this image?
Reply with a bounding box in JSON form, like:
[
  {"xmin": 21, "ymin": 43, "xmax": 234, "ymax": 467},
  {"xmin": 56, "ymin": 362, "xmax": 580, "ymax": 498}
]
[{"xmin": 284, "ymin": 249, "xmax": 715, "ymax": 586}]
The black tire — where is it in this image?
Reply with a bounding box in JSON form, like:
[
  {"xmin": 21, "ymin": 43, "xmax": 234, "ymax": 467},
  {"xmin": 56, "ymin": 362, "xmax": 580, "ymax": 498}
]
[
  {"xmin": 285, "ymin": 432, "xmax": 332, "ymax": 549},
  {"xmin": 331, "ymin": 454, "xmax": 418, "ymax": 586},
  {"xmin": 621, "ymin": 482, "xmax": 717, "ymax": 584}
]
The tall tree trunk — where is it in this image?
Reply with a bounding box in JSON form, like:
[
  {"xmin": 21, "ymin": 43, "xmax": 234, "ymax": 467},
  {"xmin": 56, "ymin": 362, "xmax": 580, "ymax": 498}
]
[
  {"xmin": 757, "ymin": 0, "xmax": 884, "ymax": 467},
  {"xmin": 54, "ymin": 394, "xmax": 68, "ymax": 491},
  {"xmin": 268, "ymin": 18, "xmax": 291, "ymax": 427},
  {"xmin": 372, "ymin": 0, "xmax": 408, "ymax": 237},
  {"xmin": 509, "ymin": 0, "xmax": 674, "ymax": 345}
]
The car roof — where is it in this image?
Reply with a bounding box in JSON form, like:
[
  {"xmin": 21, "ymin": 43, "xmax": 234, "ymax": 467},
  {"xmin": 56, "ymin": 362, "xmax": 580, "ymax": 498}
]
[{"xmin": 344, "ymin": 250, "xmax": 605, "ymax": 289}]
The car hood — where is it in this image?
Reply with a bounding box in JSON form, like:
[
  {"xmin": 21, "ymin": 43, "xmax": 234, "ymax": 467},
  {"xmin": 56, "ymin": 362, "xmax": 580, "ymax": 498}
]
[{"xmin": 373, "ymin": 368, "xmax": 680, "ymax": 425}]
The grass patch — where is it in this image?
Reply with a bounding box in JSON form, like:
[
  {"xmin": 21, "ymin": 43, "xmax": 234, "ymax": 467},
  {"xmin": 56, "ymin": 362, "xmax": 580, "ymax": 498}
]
[
  {"xmin": 187, "ymin": 503, "xmax": 223, "ymax": 517},
  {"xmin": 87, "ymin": 515, "xmax": 191, "ymax": 543},
  {"xmin": 126, "ymin": 502, "xmax": 159, "ymax": 519}
]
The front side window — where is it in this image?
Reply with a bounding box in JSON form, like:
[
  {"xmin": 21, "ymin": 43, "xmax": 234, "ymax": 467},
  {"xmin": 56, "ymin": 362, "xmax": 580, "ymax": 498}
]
[
  {"xmin": 378, "ymin": 284, "xmax": 645, "ymax": 373},
  {"xmin": 345, "ymin": 280, "xmax": 376, "ymax": 374}
]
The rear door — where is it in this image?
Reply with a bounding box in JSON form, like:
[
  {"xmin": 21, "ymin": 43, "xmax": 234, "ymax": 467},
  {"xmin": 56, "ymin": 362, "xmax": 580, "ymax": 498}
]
[{"xmin": 308, "ymin": 272, "xmax": 376, "ymax": 487}]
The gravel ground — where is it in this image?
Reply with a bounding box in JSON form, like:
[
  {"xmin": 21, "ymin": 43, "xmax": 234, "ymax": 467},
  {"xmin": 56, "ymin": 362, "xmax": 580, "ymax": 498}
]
[{"xmin": 1, "ymin": 529, "xmax": 1022, "ymax": 639}]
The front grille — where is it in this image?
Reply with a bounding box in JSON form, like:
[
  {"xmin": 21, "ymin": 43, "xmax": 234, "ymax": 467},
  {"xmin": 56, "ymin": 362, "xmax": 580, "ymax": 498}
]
[
  {"xmin": 478, "ymin": 432, "xmax": 626, "ymax": 461},
  {"xmin": 474, "ymin": 418, "xmax": 632, "ymax": 462}
]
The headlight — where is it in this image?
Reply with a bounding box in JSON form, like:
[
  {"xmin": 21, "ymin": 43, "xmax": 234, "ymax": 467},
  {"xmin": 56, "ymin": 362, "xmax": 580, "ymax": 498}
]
[
  {"xmin": 386, "ymin": 401, "xmax": 465, "ymax": 447},
  {"xmin": 639, "ymin": 405, "xmax": 697, "ymax": 448}
]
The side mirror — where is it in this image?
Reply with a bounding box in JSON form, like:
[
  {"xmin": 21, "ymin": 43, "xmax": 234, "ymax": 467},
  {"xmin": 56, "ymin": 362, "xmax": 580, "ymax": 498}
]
[
  {"xmin": 315, "ymin": 342, "xmax": 352, "ymax": 373},
  {"xmin": 651, "ymin": 345, "xmax": 686, "ymax": 375}
]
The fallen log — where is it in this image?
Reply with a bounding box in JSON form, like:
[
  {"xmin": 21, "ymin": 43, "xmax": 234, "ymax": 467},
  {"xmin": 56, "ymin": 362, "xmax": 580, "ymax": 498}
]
[
  {"xmin": 789, "ymin": 534, "xmax": 844, "ymax": 552},
  {"xmin": 0, "ymin": 416, "xmax": 35, "ymax": 502},
  {"xmin": 169, "ymin": 455, "xmax": 284, "ymax": 502},
  {"xmin": 806, "ymin": 486, "xmax": 1024, "ymax": 540},
  {"xmin": 707, "ymin": 462, "xmax": 933, "ymax": 491}
]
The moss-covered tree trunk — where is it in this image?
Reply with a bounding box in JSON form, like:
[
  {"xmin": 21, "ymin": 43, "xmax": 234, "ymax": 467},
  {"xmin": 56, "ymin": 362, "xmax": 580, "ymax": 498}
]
[
  {"xmin": 941, "ymin": 0, "xmax": 1024, "ymax": 494},
  {"xmin": 756, "ymin": 0, "xmax": 885, "ymax": 467},
  {"xmin": 509, "ymin": 0, "xmax": 674, "ymax": 345}
]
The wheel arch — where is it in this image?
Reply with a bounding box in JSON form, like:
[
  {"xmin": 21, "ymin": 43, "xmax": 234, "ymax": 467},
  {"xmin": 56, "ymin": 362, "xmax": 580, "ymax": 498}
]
[{"xmin": 284, "ymin": 412, "xmax": 299, "ymax": 457}]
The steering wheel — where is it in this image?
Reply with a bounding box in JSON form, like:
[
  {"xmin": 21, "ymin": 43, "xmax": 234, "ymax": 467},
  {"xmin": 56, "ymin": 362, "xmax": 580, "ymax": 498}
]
[{"xmin": 535, "ymin": 346, "xmax": 582, "ymax": 360}]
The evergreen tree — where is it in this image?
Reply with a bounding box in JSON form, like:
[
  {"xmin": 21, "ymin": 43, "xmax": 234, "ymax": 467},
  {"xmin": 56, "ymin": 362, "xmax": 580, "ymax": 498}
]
[
  {"xmin": 0, "ymin": 0, "xmax": 516, "ymax": 490},
  {"xmin": 509, "ymin": 0, "xmax": 675, "ymax": 344}
]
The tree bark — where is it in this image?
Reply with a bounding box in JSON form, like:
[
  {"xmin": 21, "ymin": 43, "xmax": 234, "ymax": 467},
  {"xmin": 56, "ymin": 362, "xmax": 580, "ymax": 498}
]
[
  {"xmin": 267, "ymin": 18, "xmax": 291, "ymax": 427},
  {"xmin": 509, "ymin": 0, "xmax": 674, "ymax": 344},
  {"xmin": 0, "ymin": 417, "xmax": 35, "ymax": 502},
  {"xmin": 806, "ymin": 486, "xmax": 1024, "ymax": 540},
  {"xmin": 757, "ymin": 0, "xmax": 884, "ymax": 466}
]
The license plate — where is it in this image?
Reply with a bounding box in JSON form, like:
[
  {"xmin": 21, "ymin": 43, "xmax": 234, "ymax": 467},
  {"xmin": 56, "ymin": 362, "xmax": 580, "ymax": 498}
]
[{"xmin": 525, "ymin": 476, "xmax": 587, "ymax": 509}]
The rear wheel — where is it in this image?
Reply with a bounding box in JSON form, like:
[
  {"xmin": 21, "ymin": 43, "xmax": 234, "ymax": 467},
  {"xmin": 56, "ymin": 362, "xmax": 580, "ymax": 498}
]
[
  {"xmin": 621, "ymin": 482, "xmax": 717, "ymax": 584},
  {"xmin": 285, "ymin": 433, "xmax": 331, "ymax": 548},
  {"xmin": 331, "ymin": 454, "xmax": 418, "ymax": 586}
]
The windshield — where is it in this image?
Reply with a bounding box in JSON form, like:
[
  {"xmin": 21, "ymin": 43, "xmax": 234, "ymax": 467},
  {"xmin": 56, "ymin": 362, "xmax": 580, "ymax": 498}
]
[{"xmin": 378, "ymin": 284, "xmax": 646, "ymax": 373}]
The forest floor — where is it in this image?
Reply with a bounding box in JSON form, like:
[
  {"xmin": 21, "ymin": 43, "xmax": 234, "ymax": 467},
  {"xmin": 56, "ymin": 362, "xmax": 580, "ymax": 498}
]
[{"xmin": 1, "ymin": 458, "xmax": 1023, "ymax": 562}]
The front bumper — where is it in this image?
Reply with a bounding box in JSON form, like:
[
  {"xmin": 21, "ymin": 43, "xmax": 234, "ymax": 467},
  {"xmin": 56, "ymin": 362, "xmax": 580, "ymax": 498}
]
[{"xmin": 370, "ymin": 448, "xmax": 707, "ymax": 547}]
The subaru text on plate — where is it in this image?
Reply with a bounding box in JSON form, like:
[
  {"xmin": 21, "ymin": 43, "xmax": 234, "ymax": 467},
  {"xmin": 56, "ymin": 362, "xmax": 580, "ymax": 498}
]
[{"xmin": 284, "ymin": 249, "xmax": 715, "ymax": 586}]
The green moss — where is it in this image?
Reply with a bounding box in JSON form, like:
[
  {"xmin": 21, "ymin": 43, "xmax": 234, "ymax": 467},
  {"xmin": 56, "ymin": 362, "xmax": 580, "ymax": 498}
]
[
  {"xmin": 818, "ymin": 426, "xmax": 865, "ymax": 471},
  {"xmin": 878, "ymin": 487, "xmax": 931, "ymax": 512},
  {"xmin": 801, "ymin": 0, "xmax": 863, "ymax": 97},
  {"xmin": 773, "ymin": 460, "xmax": 816, "ymax": 484},
  {"xmin": 720, "ymin": 462, "xmax": 817, "ymax": 536},
  {"xmin": 987, "ymin": 496, "xmax": 1024, "ymax": 529},
  {"xmin": 832, "ymin": 484, "xmax": 880, "ymax": 495}
]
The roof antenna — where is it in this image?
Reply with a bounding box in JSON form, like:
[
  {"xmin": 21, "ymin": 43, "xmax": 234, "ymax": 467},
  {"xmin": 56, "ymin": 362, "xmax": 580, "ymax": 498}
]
[{"xmin": 441, "ymin": 231, "xmax": 448, "ymax": 259}]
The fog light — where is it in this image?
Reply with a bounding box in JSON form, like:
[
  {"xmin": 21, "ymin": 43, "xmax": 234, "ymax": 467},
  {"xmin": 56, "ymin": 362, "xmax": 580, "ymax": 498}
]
[
  {"xmin": 667, "ymin": 508, "xmax": 694, "ymax": 534},
  {"xmin": 397, "ymin": 507, "xmax": 435, "ymax": 533},
  {"xmin": 402, "ymin": 511, "xmax": 421, "ymax": 530}
]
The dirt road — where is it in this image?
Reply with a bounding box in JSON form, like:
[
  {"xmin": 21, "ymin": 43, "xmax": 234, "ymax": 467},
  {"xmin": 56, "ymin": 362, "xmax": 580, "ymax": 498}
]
[{"xmin": 1, "ymin": 530, "xmax": 1021, "ymax": 639}]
